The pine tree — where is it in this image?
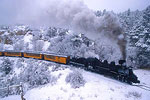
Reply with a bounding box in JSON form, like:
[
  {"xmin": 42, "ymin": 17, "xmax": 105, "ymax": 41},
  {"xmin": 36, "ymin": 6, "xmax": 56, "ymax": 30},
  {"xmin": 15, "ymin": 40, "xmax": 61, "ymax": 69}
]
[
  {"xmin": 118, "ymin": 9, "xmax": 142, "ymax": 35},
  {"xmin": 129, "ymin": 6, "xmax": 150, "ymax": 67}
]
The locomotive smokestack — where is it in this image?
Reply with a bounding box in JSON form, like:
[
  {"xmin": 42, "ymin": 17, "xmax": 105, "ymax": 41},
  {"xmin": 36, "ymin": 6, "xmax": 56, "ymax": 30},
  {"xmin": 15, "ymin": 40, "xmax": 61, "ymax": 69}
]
[{"xmin": 117, "ymin": 39, "xmax": 127, "ymax": 60}]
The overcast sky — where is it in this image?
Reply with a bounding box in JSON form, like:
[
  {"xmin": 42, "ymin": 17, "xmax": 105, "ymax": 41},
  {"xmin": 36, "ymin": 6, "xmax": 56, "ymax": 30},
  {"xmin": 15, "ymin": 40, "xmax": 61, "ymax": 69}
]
[
  {"xmin": 83, "ymin": 0, "xmax": 150, "ymax": 12},
  {"xmin": 0, "ymin": 0, "xmax": 149, "ymax": 25}
]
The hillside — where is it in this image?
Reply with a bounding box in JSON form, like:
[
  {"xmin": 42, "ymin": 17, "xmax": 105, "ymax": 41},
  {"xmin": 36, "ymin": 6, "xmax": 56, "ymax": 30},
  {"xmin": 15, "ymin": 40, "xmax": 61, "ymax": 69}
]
[{"xmin": 0, "ymin": 57, "xmax": 150, "ymax": 100}]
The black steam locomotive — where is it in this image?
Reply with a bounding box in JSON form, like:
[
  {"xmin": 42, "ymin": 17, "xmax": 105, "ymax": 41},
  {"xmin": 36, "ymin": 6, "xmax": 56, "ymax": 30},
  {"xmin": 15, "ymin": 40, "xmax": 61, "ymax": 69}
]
[{"xmin": 69, "ymin": 57, "xmax": 140, "ymax": 84}]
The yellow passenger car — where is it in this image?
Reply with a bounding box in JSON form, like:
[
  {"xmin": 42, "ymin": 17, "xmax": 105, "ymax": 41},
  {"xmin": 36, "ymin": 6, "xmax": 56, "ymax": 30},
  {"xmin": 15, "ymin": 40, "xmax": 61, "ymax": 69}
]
[
  {"xmin": 0, "ymin": 52, "xmax": 3, "ymax": 56},
  {"xmin": 44, "ymin": 54, "xmax": 70, "ymax": 64},
  {"xmin": 4, "ymin": 51, "xmax": 22, "ymax": 57},
  {"xmin": 1, "ymin": 50, "xmax": 70, "ymax": 64},
  {"xmin": 23, "ymin": 52, "xmax": 43, "ymax": 59}
]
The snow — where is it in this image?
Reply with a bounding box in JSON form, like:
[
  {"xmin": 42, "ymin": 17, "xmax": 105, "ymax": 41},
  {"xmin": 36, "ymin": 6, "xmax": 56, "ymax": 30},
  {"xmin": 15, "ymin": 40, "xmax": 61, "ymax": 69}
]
[
  {"xmin": 13, "ymin": 25, "xmax": 27, "ymax": 32},
  {"xmin": 23, "ymin": 34, "xmax": 33, "ymax": 50},
  {"xmin": 13, "ymin": 67, "xmax": 21, "ymax": 76},
  {"xmin": 118, "ymin": 34, "xmax": 124, "ymax": 40},
  {"xmin": 24, "ymin": 34, "xmax": 33, "ymax": 43},
  {"xmin": 141, "ymin": 44, "xmax": 148, "ymax": 48},
  {"xmin": 1, "ymin": 65, "xmax": 150, "ymax": 100},
  {"xmin": 43, "ymin": 41, "xmax": 50, "ymax": 51},
  {"xmin": 134, "ymin": 69, "xmax": 150, "ymax": 86},
  {"xmin": 84, "ymin": 51, "xmax": 99, "ymax": 59},
  {"xmin": 3, "ymin": 45, "xmax": 13, "ymax": 50},
  {"xmin": 1, "ymin": 31, "xmax": 9, "ymax": 36},
  {"xmin": 0, "ymin": 95, "xmax": 20, "ymax": 100},
  {"xmin": 133, "ymin": 36, "xmax": 138, "ymax": 39}
]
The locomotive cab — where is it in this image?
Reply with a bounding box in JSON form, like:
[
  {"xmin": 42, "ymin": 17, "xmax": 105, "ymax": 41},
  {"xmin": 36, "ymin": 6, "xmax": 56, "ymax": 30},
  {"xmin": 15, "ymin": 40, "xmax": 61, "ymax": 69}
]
[
  {"xmin": 128, "ymin": 69, "xmax": 140, "ymax": 83},
  {"xmin": 119, "ymin": 60, "xmax": 126, "ymax": 65}
]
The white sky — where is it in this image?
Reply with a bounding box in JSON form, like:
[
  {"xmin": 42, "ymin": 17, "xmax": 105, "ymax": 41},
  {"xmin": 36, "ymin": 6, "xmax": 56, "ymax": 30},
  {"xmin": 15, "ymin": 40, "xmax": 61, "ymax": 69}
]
[
  {"xmin": 0, "ymin": 0, "xmax": 149, "ymax": 25},
  {"xmin": 83, "ymin": 0, "xmax": 150, "ymax": 12}
]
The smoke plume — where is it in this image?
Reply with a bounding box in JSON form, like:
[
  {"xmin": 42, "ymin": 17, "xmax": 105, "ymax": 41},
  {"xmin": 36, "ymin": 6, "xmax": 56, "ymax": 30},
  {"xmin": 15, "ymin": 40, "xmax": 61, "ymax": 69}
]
[{"xmin": 0, "ymin": 0, "xmax": 126, "ymax": 59}]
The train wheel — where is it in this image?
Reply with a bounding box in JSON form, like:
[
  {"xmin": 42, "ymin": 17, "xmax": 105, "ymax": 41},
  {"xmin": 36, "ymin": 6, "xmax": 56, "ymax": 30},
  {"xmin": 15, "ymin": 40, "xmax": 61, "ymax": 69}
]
[
  {"xmin": 127, "ymin": 80, "xmax": 132, "ymax": 85},
  {"xmin": 119, "ymin": 76, "xmax": 122, "ymax": 81},
  {"xmin": 88, "ymin": 66, "xmax": 93, "ymax": 70},
  {"xmin": 117, "ymin": 75, "xmax": 120, "ymax": 80},
  {"xmin": 117, "ymin": 75, "xmax": 122, "ymax": 81},
  {"xmin": 122, "ymin": 76, "xmax": 125, "ymax": 82},
  {"xmin": 124, "ymin": 77, "xmax": 128, "ymax": 83},
  {"xmin": 84, "ymin": 66, "xmax": 88, "ymax": 71}
]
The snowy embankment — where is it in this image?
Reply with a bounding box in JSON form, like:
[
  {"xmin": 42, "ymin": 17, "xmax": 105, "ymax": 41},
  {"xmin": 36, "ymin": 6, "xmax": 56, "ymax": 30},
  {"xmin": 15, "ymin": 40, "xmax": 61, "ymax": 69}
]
[{"xmin": 0, "ymin": 57, "xmax": 150, "ymax": 100}]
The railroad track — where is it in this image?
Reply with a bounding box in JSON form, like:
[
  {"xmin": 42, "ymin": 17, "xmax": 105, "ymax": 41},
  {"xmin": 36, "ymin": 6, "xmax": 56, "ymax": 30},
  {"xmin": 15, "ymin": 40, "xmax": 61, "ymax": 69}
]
[{"xmin": 132, "ymin": 83, "xmax": 150, "ymax": 91}]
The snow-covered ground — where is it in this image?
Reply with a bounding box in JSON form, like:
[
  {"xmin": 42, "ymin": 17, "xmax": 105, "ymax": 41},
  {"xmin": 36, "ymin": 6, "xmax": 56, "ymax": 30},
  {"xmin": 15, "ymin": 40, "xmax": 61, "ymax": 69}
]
[{"xmin": 1, "ymin": 60, "xmax": 150, "ymax": 100}]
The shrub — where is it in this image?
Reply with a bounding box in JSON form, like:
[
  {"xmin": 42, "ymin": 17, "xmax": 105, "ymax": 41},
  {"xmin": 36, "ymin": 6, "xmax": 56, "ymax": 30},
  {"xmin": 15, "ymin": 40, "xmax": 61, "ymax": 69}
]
[
  {"xmin": 126, "ymin": 91, "xmax": 142, "ymax": 99},
  {"xmin": 65, "ymin": 70, "xmax": 86, "ymax": 88},
  {"xmin": 0, "ymin": 58, "xmax": 13, "ymax": 76}
]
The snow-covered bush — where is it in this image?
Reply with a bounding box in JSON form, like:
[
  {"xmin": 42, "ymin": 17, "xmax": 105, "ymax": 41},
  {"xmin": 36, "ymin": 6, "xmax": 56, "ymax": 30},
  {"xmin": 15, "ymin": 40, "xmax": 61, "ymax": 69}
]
[
  {"xmin": 0, "ymin": 43, "xmax": 4, "ymax": 50},
  {"xmin": 0, "ymin": 58, "xmax": 58, "ymax": 98},
  {"xmin": 0, "ymin": 58, "xmax": 13, "ymax": 76},
  {"xmin": 65, "ymin": 70, "xmax": 85, "ymax": 88},
  {"xmin": 126, "ymin": 47, "xmax": 137, "ymax": 67},
  {"xmin": 126, "ymin": 91, "xmax": 142, "ymax": 99},
  {"xmin": 43, "ymin": 27, "xmax": 68, "ymax": 41},
  {"xmin": 0, "ymin": 58, "xmax": 14, "ymax": 97},
  {"xmin": 33, "ymin": 40, "xmax": 44, "ymax": 51},
  {"xmin": 18, "ymin": 60, "xmax": 57, "ymax": 88},
  {"xmin": 13, "ymin": 40, "xmax": 24, "ymax": 51}
]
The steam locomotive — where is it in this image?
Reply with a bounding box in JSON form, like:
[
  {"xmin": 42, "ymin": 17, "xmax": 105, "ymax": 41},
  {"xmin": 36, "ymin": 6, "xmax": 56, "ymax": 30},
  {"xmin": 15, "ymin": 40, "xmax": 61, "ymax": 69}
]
[
  {"xmin": 70, "ymin": 57, "xmax": 140, "ymax": 84},
  {"xmin": 0, "ymin": 50, "xmax": 140, "ymax": 84}
]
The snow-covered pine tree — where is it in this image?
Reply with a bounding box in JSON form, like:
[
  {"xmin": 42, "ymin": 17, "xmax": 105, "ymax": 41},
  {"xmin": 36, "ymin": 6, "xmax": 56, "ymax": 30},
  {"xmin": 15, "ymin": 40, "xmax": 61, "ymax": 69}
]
[
  {"xmin": 118, "ymin": 9, "xmax": 142, "ymax": 35},
  {"xmin": 129, "ymin": 6, "xmax": 150, "ymax": 68}
]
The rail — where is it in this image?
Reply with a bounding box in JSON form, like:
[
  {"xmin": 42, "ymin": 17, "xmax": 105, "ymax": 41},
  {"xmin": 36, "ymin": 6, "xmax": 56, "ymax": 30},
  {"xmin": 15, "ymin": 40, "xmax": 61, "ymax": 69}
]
[{"xmin": 132, "ymin": 83, "xmax": 150, "ymax": 91}]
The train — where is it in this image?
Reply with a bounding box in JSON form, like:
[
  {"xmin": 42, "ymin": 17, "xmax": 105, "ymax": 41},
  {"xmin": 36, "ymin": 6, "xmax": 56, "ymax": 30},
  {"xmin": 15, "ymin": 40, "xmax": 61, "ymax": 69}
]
[
  {"xmin": 70, "ymin": 57, "xmax": 140, "ymax": 84},
  {"xmin": 0, "ymin": 50, "xmax": 140, "ymax": 84},
  {"xmin": 0, "ymin": 50, "xmax": 70, "ymax": 64}
]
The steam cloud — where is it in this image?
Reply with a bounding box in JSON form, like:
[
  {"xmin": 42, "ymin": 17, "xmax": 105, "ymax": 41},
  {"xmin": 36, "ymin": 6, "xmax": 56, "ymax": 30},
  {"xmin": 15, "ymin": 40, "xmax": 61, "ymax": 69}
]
[{"xmin": 0, "ymin": 0, "xmax": 126, "ymax": 59}]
